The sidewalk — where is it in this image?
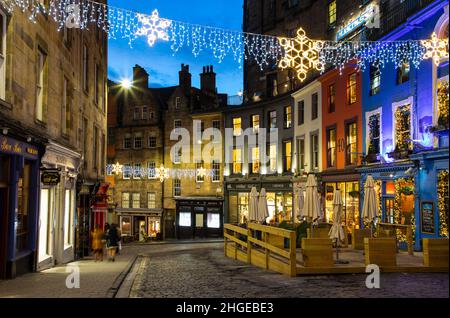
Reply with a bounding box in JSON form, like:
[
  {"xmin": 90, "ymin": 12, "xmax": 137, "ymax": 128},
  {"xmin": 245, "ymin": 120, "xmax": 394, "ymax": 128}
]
[
  {"xmin": 128, "ymin": 238, "xmax": 224, "ymax": 246},
  {"xmin": 0, "ymin": 248, "xmax": 136, "ymax": 298}
]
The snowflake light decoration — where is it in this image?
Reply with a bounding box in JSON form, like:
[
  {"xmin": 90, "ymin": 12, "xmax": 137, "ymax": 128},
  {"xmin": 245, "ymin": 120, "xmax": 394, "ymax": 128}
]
[
  {"xmin": 135, "ymin": 10, "xmax": 172, "ymax": 47},
  {"xmin": 197, "ymin": 166, "xmax": 207, "ymax": 179},
  {"xmin": 421, "ymin": 32, "xmax": 449, "ymax": 67},
  {"xmin": 155, "ymin": 165, "xmax": 170, "ymax": 182},
  {"xmin": 111, "ymin": 161, "xmax": 123, "ymax": 175},
  {"xmin": 278, "ymin": 28, "xmax": 324, "ymax": 82}
]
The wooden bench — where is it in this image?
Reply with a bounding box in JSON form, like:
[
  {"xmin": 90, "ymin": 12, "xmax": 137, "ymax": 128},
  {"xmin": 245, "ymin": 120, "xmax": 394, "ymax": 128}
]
[
  {"xmin": 301, "ymin": 238, "xmax": 334, "ymax": 267},
  {"xmin": 364, "ymin": 237, "xmax": 397, "ymax": 267},
  {"xmin": 423, "ymin": 238, "xmax": 449, "ymax": 268},
  {"xmin": 352, "ymin": 228, "xmax": 371, "ymax": 250}
]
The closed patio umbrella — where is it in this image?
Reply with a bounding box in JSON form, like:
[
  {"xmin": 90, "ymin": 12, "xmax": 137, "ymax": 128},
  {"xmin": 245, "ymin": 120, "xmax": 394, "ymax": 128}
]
[
  {"xmin": 248, "ymin": 187, "xmax": 259, "ymax": 222},
  {"xmin": 362, "ymin": 175, "xmax": 379, "ymax": 236},
  {"xmin": 295, "ymin": 187, "xmax": 305, "ymax": 223},
  {"xmin": 302, "ymin": 174, "xmax": 320, "ymax": 235},
  {"xmin": 328, "ymin": 189, "xmax": 348, "ymax": 264},
  {"xmin": 302, "ymin": 174, "xmax": 320, "ymax": 220},
  {"xmin": 257, "ymin": 188, "xmax": 270, "ymax": 223}
]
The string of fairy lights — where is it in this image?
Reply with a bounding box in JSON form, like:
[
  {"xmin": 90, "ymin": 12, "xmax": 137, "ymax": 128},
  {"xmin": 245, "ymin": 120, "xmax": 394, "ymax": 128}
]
[{"xmin": 1, "ymin": 0, "xmax": 448, "ymax": 80}]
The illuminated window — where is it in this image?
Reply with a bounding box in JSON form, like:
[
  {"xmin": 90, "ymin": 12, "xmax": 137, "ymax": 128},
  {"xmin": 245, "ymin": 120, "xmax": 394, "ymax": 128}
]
[
  {"xmin": 284, "ymin": 106, "xmax": 292, "ymax": 128},
  {"xmin": 347, "ymin": 73, "xmax": 357, "ymax": 104},
  {"xmin": 207, "ymin": 213, "xmax": 220, "ymax": 229},
  {"xmin": 283, "ymin": 140, "xmax": 292, "ymax": 172},
  {"xmin": 328, "ymin": 1, "xmax": 336, "ymax": 26},
  {"xmin": 251, "ymin": 114, "xmax": 260, "ymax": 133},
  {"xmin": 232, "ymin": 148, "xmax": 242, "ymax": 174},
  {"xmin": 397, "ymin": 60, "xmax": 410, "ymax": 85},
  {"xmin": 36, "ymin": 48, "xmax": 47, "ymax": 122},
  {"xmin": 368, "ymin": 113, "xmax": 380, "ymax": 155},
  {"xmin": 346, "ymin": 122, "xmax": 358, "ymax": 165},
  {"xmin": 196, "ymin": 160, "xmax": 205, "ymax": 183},
  {"xmin": 147, "ymin": 192, "xmax": 156, "ymax": 209},
  {"xmin": 212, "ymin": 160, "xmax": 221, "ymax": 182},
  {"xmin": 179, "ymin": 212, "xmax": 191, "ymax": 226},
  {"xmin": 327, "ymin": 128, "xmax": 336, "ymax": 168},
  {"xmin": 148, "ymin": 161, "xmax": 156, "ymax": 179},
  {"xmin": 311, "ymin": 133, "xmax": 319, "ymax": 170},
  {"xmin": 121, "ymin": 192, "xmax": 130, "ymax": 208},
  {"xmin": 233, "ymin": 117, "xmax": 242, "ymax": 136},
  {"xmin": 268, "ymin": 143, "xmax": 277, "ymax": 173},
  {"xmin": 394, "ymin": 104, "xmax": 412, "ymax": 151},
  {"xmin": 370, "ymin": 63, "xmax": 381, "ymax": 96},
  {"xmin": 251, "ymin": 147, "xmax": 260, "ymax": 174}
]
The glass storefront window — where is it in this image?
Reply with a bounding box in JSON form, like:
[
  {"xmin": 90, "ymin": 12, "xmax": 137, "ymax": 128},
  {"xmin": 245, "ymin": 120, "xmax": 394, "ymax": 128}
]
[
  {"xmin": 179, "ymin": 212, "xmax": 191, "ymax": 227},
  {"xmin": 207, "ymin": 213, "xmax": 221, "ymax": 229},
  {"xmin": 64, "ymin": 189, "xmax": 73, "ymax": 248},
  {"xmin": 238, "ymin": 193, "xmax": 249, "ymax": 224},
  {"xmin": 121, "ymin": 216, "xmax": 132, "ymax": 236},
  {"xmin": 39, "ymin": 189, "xmax": 52, "ymax": 261},
  {"xmin": 266, "ymin": 192, "xmax": 293, "ymax": 223},
  {"xmin": 325, "ymin": 181, "xmax": 360, "ymax": 228},
  {"xmin": 16, "ymin": 161, "xmax": 30, "ymax": 253},
  {"xmin": 147, "ymin": 218, "xmax": 160, "ymax": 237}
]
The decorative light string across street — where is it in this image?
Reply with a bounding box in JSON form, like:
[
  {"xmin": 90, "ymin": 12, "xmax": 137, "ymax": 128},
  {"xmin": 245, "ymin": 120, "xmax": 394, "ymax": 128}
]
[{"xmin": 3, "ymin": 0, "xmax": 447, "ymax": 80}]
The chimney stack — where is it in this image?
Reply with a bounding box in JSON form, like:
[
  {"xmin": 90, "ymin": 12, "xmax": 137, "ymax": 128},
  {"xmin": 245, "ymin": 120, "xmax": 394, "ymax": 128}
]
[
  {"xmin": 133, "ymin": 64, "xmax": 149, "ymax": 90},
  {"xmin": 179, "ymin": 64, "xmax": 192, "ymax": 92},
  {"xmin": 200, "ymin": 65, "xmax": 216, "ymax": 94}
]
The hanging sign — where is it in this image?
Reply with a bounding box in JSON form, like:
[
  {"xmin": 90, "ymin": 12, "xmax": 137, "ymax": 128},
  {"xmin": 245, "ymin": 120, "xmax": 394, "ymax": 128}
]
[{"xmin": 41, "ymin": 170, "xmax": 61, "ymax": 186}]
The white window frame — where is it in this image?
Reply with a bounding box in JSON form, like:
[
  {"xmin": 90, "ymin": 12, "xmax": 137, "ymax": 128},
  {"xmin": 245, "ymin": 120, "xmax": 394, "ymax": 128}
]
[
  {"xmin": 392, "ymin": 96, "xmax": 414, "ymax": 152},
  {"xmin": 132, "ymin": 193, "xmax": 141, "ymax": 209},
  {"xmin": 196, "ymin": 160, "xmax": 205, "ymax": 183},
  {"xmin": 122, "ymin": 192, "xmax": 130, "ymax": 208},
  {"xmin": 365, "ymin": 107, "xmax": 383, "ymax": 155},
  {"xmin": 173, "ymin": 179, "xmax": 181, "ymax": 197},
  {"xmin": 134, "ymin": 133, "xmax": 143, "ymax": 149},
  {"xmin": 147, "ymin": 192, "xmax": 156, "ymax": 209},
  {"xmin": 133, "ymin": 163, "xmax": 141, "ymax": 179},
  {"xmin": 148, "ymin": 161, "xmax": 156, "ymax": 179},
  {"xmin": 123, "ymin": 163, "xmax": 131, "ymax": 180},
  {"xmin": 212, "ymin": 160, "xmax": 220, "ymax": 182}
]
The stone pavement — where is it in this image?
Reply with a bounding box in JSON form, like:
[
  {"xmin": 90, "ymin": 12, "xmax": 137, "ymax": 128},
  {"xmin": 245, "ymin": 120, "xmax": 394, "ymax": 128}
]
[
  {"xmin": 0, "ymin": 246, "xmax": 139, "ymax": 298},
  {"xmin": 126, "ymin": 243, "xmax": 449, "ymax": 298}
]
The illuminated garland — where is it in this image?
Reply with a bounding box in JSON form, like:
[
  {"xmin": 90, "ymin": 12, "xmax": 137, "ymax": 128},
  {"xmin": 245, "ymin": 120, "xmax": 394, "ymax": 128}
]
[
  {"xmin": 437, "ymin": 81, "xmax": 449, "ymax": 127},
  {"xmin": 394, "ymin": 178, "xmax": 415, "ymax": 243},
  {"xmin": 394, "ymin": 104, "xmax": 412, "ymax": 151},
  {"xmin": 438, "ymin": 170, "xmax": 449, "ymax": 238},
  {"xmin": 1, "ymin": 0, "xmax": 448, "ymax": 75}
]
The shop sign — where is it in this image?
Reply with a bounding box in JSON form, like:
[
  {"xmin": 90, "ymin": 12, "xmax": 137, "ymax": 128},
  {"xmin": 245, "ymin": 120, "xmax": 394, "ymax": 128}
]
[
  {"xmin": 420, "ymin": 201, "xmax": 435, "ymax": 234},
  {"xmin": 41, "ymin": 170, "xmax": 61, "ymax": 186},
  {"xmin": 0, "ymin": 136, "xmax": 39, "ymax": 159},
  {"xmin": 336, "ymin": 3, "xmax": 378, "ymax": 41}
]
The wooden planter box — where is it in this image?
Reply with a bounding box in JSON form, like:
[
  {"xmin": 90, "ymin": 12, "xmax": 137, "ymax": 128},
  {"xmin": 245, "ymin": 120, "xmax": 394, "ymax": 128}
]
[
  {"xmin": 352, "ymin": 228, "xmax": 371, "ymax": 250},
  {"xmin": 301, "ymin": 238, "xmax": 333, "ymax": 267},
  {"xmin": 364, "ymin": 237, "xmax": 397, "ymax": 267},
  {"xmin": 423, "ymin": 238, "xmax": 449, "ymax": 268}
]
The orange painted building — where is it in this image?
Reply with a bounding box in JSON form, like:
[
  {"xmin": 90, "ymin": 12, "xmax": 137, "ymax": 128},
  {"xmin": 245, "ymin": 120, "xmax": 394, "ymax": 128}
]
[{"xmin": 319, "ymin": 64, "xmax": 363, "ymax": 229}]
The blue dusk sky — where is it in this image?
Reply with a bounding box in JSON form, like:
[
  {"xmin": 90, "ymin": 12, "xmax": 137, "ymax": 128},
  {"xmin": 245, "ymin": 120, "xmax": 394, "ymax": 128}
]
[{"xmin": 108, "ymin": 0, "xmax": 244, "ymax": 96}]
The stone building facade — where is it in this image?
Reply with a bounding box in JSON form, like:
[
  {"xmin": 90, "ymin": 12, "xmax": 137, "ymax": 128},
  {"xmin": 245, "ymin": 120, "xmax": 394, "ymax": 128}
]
[
  {"xmin": 108, "ymin": 64, "xmax": 227, "ymax": 240},
  {"xmin": 0, "ymin": 1, "xmax": 107, "ymax": 279}
]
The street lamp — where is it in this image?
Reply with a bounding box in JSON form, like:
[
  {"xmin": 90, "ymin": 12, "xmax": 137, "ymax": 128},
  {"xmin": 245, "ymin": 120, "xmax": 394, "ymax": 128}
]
[{"xmin": 120, "ymin": 78, "xmax": 133, "ymax": 90}]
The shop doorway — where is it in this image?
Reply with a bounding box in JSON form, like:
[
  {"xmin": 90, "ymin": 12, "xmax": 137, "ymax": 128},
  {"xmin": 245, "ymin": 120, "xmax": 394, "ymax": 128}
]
[
  {"xmin": 0, "ymin": 155, "xmax": 9, "ymax": 278},
  {"xmin": 194, "ymin": 207, "xmax": 205, "ymax": 238},
  {"xmin": 133, "ymin": 216, "xmax": 146, "ymax": 241}
]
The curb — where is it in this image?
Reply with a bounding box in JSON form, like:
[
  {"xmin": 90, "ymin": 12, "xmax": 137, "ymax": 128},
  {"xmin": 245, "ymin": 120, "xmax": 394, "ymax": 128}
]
[
  {"xmin": 126, "ymin": 239, "xmax": 224, "ymax": 246},
  {"xmin": 105, "ymin": 255, "xmax": 139, "ymax": 298}
]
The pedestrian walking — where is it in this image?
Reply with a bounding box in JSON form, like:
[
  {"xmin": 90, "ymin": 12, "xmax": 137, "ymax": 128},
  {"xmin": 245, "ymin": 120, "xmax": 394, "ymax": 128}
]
[
  {"xmin": 91, "ymin": 225, "xmax": 104, "ymax": 262},
  {"xmin": 106, "ymin": 223, "xmax": 120, "ymax": 262}
]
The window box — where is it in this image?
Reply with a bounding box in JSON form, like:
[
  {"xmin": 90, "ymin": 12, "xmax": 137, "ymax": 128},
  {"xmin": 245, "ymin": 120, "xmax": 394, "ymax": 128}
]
[{"xmin": 387, "ymin": 148, "xmax": 411, "ymax": 160}]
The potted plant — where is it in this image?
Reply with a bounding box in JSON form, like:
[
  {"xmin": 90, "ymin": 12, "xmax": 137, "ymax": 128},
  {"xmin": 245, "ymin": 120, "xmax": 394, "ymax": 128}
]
[
  {"xmin": 388, "ymin": 146, "xmax": 411, "ymax": 160},
  {"xmin": 365, "ymin": 143, "xmax": 379, "ymax": 163}
]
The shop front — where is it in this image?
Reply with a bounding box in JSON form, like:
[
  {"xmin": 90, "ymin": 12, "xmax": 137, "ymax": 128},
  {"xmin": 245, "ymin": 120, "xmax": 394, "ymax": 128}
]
[
  {"xmin": 225, "ymin": 179, "xmax": 293, "ymax": 225},
  {"xmin": 175, "ymin": 197, "xmax": 224, "ymax": 239},
  {"xmin": 116, "ymin": 208, "xmax": 163, "ymax": 242},
  {"xmin": 37, "ymin": 141, "xmax": 81, "ymax": 270},
  {"xmin": 0, "ymin": 136, "xmax": 41, "ymax": 279},
  {"xmin": 321, "ymin": 172, "xmax": 360, "ymax": 232},
  {"xmin": 357, "ymin": 161, "xmax": 419, "ymax": 250}
]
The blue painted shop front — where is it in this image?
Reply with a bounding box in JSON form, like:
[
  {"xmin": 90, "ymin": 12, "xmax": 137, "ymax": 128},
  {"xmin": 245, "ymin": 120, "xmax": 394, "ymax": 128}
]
[
  {"xmin": 0, "ymin": 136, "xmax": 41, "ymax": 279},
  {"xmin": 359, "ymin": 1, "xmax": 449, "ymax": 250}
]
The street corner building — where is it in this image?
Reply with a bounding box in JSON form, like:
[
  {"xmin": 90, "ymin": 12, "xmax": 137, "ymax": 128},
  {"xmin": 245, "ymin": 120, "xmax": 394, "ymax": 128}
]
[
  {"xmin": 0, "ymin": 1, "xmax": 108, "ymax": 279},
  {"xmin": 107, "ymin": 64, "xmax": 228, "ymax": 241}
]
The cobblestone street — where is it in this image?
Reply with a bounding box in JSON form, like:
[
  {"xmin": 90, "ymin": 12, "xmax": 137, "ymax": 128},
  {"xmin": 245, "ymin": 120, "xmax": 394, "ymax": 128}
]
[
  {"xmin": 124, "ymin": 242, "xmax": 449, "ymax": 298},
  {"xmin": 0, "ymin": 242, "xmax": 448, "ymax": 298}
]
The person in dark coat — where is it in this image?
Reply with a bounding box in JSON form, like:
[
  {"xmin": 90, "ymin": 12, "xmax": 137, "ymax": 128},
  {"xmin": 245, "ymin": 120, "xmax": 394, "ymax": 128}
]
[{"xmin": 106, "ymin": 224, "xmax": 120, "ymax": 261}]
